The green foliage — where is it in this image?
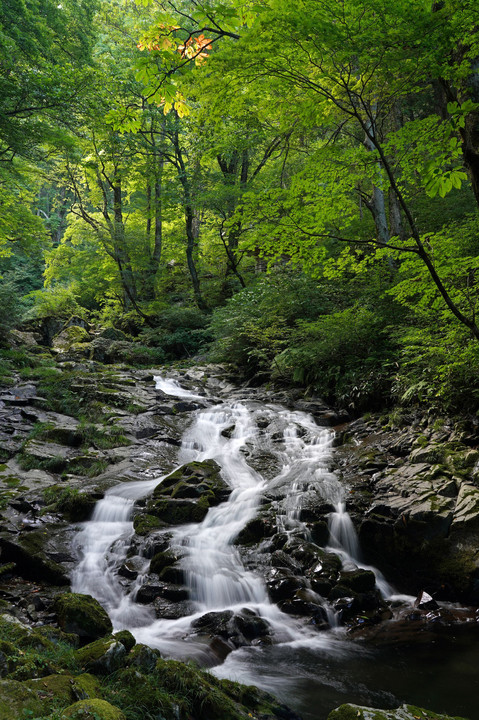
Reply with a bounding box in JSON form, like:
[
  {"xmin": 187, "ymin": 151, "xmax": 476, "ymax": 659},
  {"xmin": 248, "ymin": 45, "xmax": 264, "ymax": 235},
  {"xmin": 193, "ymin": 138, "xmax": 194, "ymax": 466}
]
[
  {"xmin": 0, "ymin": 280, "xmax": 23, "ymax": 343},
  {"xmin": 274, "ymin": 305, "xmax": 394, "ymax": 410},
  {"xmin": 209, "ymin": 272, "xmax": 332, "ymax": 373},
  {"xmin": 139, "ymin": 306, "xmax": 211, "ymax": 359},
  {"xmin": 26, "ymin": 286, "xmax": 89, "ymax": 321},
  {"xmin": 392, "ymin": 324, "xmax": 479, "ymax": 413}
]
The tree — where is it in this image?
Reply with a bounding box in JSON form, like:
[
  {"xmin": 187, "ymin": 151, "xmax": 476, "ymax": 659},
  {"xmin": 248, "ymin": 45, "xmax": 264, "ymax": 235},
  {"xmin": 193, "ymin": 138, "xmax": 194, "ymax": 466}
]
[{"xmin": 194, "ymin": 0, "xmax": 479, "ymax": 339}]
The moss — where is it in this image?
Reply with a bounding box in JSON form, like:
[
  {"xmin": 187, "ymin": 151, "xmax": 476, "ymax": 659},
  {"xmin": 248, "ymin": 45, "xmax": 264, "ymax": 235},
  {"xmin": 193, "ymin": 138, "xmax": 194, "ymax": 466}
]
[
  {"xmin": 17, "ymin": 451, "xmax": 68, "ymax": 474},
  {"xmin": 61, "ymin": 697, "xmax": 126, "ymax": 719},
  {"xmin": 112, "ymin": 631, "xmax": 135, "ymax": 653},
  {"xmin": 70, "ymin": 673, "xmax": 102, "ymax": 701},
  {"xmin": 0, "ymin": 678, "xmax": 44, "ymax": 719},
  {"xmin": 154, "ymin": 659, "xmax": 242, "ymax": 720},
  {"xmin": 102, "ymin": 667, "xmax": 180, "ymax": 719},
  {"xmin": 54, "ymin": 593, "xmax": 113, "ymax": 641},
  {"xmin": 133, "ymin": 513, "xmax": 166, "ymax": 536},
  {"xmin": 43, "ymin": 486, "xmax": 96, "ymax": 521},
  {"xmin": 149, "ymin": 551, "xmax": 176, "ymax": 575}
]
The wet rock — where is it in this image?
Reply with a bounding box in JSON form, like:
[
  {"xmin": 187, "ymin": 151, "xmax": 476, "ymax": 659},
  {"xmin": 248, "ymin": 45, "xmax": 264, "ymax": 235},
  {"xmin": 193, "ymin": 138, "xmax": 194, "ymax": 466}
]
[
  {"xmin": 192, "ymin": 610, "xmax": 234, "ymax": 637},
  {"xmin": 235, "ymin": 517, "xmax": 274, "ymax": 545},
  {"xmin": 266, "ymin": 574, "xmax": 303, "ymax": 603},
  {"xmin": 54, "ymin": 593, "xmax": 112, "ymax": 642},
  {"xmin": 192, "ymin": 609, "xmax": 271, "ymax": 647},
  {"xmin": 76, "ymin": 637, "xmax": 127, "ymax": 675},
  {"xmin": 310, "ymin": 520, "xmax": 330, "ymax": 545},
  {"xmin": 338, "ymin": 569, "xmax": 376, "ymax": 594},
  {"xmin": 414, "ymin": 590, "xmax": 439, "ymax": 611},
  {"xmin": 135, "ymin": 583, "xmax": 163, "ymax": 603},
  {"xmin": 158, "ymin": 564, "xmax": 184, "ymax": 585},
  {"xmin": 326, "ymin": 703, "xmax": 468, "ymax": 719},
  {"xmin": 153, "ymin": 598, "xmax": 193, "ymax": 619},
  {"xmin": 146, "ymin": 497, "xmax": 210, "ymax": 525},
  {"xmin": 0, "ymin": 532, "xmax": 69, "ymax": 585},
  {"xmin": 149, "ymin": 550, "xmax": 180, "ymax": 575},
  {"xmin": 133, "ymin": 513, "xmax": 169, "ymax": 536}
]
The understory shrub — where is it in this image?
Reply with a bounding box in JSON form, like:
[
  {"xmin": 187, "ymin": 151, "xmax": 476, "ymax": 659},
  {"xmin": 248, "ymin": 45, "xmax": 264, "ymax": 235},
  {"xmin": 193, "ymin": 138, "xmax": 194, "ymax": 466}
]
[
  {"xmin": 273, "ymin": 305, "xmax": 394, "ymax": 411},
  {"xmin": 209, "ymin": 272, "xmax": 334, "ymax": 374},
  {"xmin": 139, "ymin": 306, "xmax": 212, "ymax": 360}
]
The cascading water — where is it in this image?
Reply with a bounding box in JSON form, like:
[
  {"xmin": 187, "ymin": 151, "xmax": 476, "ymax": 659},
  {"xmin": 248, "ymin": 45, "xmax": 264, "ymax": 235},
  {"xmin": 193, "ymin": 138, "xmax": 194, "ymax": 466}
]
[{"xmin": 70, "ymin": 374, "xmax": 408, "ymax": 716}]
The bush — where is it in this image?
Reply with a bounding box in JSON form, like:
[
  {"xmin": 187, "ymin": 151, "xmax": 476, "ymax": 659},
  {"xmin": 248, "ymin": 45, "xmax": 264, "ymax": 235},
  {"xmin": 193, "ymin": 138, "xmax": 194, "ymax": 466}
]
[
  {"xmin": 0, "ymin": 279, "xmax": 22, "ymax": 344},
  {"xmin": 392, "ymin": 324, "xmax": 479, "ymax": 414},
  {"xmin": 25, "ymin": 285, "xmax": 89, "ymax": 321},
  {"xmin": 273, "ymin": 305, "xmax": 394, "ymax": 410},
  {"xmin": 209, "ymin": 272, "xmax": 333, "ymax": 374},
  {"xmin": 139, "ymin": 306, "xmax": 212, "ymax": 360}
]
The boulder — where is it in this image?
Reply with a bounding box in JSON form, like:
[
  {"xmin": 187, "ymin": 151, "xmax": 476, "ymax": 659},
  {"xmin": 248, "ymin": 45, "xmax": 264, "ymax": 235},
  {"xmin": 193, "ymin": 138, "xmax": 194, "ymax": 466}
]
[
  {"xmin": 0, "ymin": 532, "xmax": 69, "ymax": 585},
  {"xmin": 76, "ymin": 637, "xmax": 127, "ymax": 675},
  {"xmin": 54, "ymin": 593, "xmax": 112, "ymax": 642},
  {"xmin": 327, "ymin": 703, "xmax": 468, "ymax": 719},
  {"xmin": 61, "ymin": 698, "xmax": 126, "ymax": 719},
  {"xmin": 52, "ymin": 326, "xmax": 91, "ymax": 353}
]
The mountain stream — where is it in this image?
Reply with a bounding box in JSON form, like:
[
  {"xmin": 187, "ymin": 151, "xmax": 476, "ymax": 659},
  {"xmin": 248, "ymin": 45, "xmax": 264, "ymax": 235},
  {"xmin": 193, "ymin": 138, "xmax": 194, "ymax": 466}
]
[{"xmin": 71, "ymin": 375, "xmax": 479, "ymax": 719}]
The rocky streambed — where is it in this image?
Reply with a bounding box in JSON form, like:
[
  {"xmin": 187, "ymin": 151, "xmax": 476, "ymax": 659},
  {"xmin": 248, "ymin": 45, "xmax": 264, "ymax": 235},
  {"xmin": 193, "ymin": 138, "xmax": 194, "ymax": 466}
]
[{"xmin": 0, "ymin": 355, "xmax": 478, "ymax": 720}]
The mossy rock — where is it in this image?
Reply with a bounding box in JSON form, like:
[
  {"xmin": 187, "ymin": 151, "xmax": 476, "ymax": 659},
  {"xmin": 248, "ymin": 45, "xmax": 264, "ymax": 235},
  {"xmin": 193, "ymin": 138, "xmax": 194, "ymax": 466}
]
[
  {"xmin": 154, "ymin": 459, "xmax": 230, "ymax": 506},
  {"xmin": 0, "ymin": 673, "xmax": 79, "ymax": 719},
  {"xmin": 133, "ymin": 512, "xmax": 167, "ymax": 536},
  {"xmin": 112, "ymin": 630, "xmax": 136, "ymax": 653},
  {"xmin": 76, "ymin": 637, "xmax": 127, "ymax": 675},
  {"xmin": 327, "ymin": 703, "xmax": 469, "ymax": 719},
  {"xmin": 149, "ymin": 550, "xmax": 178, "ymax": 575},
  {"xmin": 71, "ymin": 673, "xmax": 102, "ymax": 700},
  {"xmin": 0, "ymin": 614, "xmax": 54, "ymax": 652},
  {"xmin": 61, "ymin": 698, "xmax": 126, "ymax": 719},
  {"xmin": 0, "ymin": 678, "xmax": 45, "ymax": 719},
  {"xmin": 147, "ymin": 496, "xmax": 211, "ymax": 525},
  {"xmin": 125, "ymin": 644, "xmax": 161, "ymax": 671},
  {"xmin": 0, "ymin": 531, "xmax": 70, "ymax": 585},
  {"xmin": 54, "ymin": 593, "xmax": 112, "ymax": 642},
  {"xmin": 52, "ymin": 326, "xmax": 91, "ymax": 352}
]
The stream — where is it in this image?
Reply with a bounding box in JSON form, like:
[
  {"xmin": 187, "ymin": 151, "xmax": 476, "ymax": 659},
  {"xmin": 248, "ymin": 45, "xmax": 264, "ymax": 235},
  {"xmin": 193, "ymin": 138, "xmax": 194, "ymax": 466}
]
[{"xmin": 71, "ymin": 376, "xmax": 479, "ymax": 720}]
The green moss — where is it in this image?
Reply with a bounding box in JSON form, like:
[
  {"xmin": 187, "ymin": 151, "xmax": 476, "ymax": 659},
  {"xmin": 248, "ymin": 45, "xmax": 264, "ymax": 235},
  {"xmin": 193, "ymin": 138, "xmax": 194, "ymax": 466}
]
[
  {"xmin": 43, "ymin": 486, "xmax": 96, "ymax": 521},
  {"xmin": 17, "ymin": 452, "xmax": 67, "ymax": 474},
  {"xmin": 61, "ymin": 697, "xmax": 126, "ymax": 719},
  {"xmin": 54, "ymin": 593, "xmax": 112, "ymax": 641},
  {"xmin": 132, "ymin": 513, "xmax": 166, "ymax": 536}
]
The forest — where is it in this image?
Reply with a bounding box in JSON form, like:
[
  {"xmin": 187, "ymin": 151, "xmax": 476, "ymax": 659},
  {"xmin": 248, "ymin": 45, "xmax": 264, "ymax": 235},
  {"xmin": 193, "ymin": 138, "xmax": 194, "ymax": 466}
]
[
  {"xmin": 1, "ymin": 2, "xmax": 479, "ymax": 720},
  {"xmin": 1, "ymin": 0, "xmax": 479, "ymax": 414}
]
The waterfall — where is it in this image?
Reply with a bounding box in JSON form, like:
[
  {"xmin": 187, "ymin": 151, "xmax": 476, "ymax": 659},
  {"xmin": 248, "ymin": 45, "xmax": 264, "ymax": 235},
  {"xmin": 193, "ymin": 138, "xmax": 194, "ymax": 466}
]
[{"xmin": 71, "ymin": 374, "xmax": 392, "ymax": 668}]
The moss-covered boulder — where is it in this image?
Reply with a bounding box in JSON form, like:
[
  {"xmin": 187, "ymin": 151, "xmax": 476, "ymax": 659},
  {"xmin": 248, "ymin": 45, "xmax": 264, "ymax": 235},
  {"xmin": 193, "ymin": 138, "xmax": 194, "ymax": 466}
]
[
  {"xmin": 0, "ymin": 530, "xmax": 69, "ymax": 585},
  {"xmin": 0, "ymin": 677, "xmax": 46, "ymax": 719},
  {"xmin": 76, "ymin": 637, "xmax": 127, "ymax": 675},
  {"xmin": 142, "ymin": 460, "xmax": 231, "ymax": 527},
  {"xmin": 125, "ymin": 643, "xmax": 161, "ymax": 671},
  {"xmin": 327, "ymin": 703, "xmax": 469, "ymax": 719},
  {"xmin": 54, "ymin": 593, "xmax": 112, "ymax": 642},
  {"xmin": 0, "ymin": 673, "xmax": 83, "ymax": 719},
  {"xmin": 61, "ymin": 698, "xmax": 126, "ymax": 719},
  {"xmin": 52, "ymin": 325, "xmax": 91, "ymax": 353},
  {"xmin": 112, "ymin": 630, "xmax": 136, "ymax": 653},
  {"xmin": 156, "ymin": 460, "xmax": 230, "ymax": 499},
  {"xmin": 133, "ymin": 512, "xmax": 167, "ymax": 535}
]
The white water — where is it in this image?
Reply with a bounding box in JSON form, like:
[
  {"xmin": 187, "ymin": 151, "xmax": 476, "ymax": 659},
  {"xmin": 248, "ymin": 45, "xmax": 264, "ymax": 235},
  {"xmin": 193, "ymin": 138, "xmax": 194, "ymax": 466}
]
[{"xmin": 71, "ymin": 375, "xmax": 398, "ymax": 681}]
